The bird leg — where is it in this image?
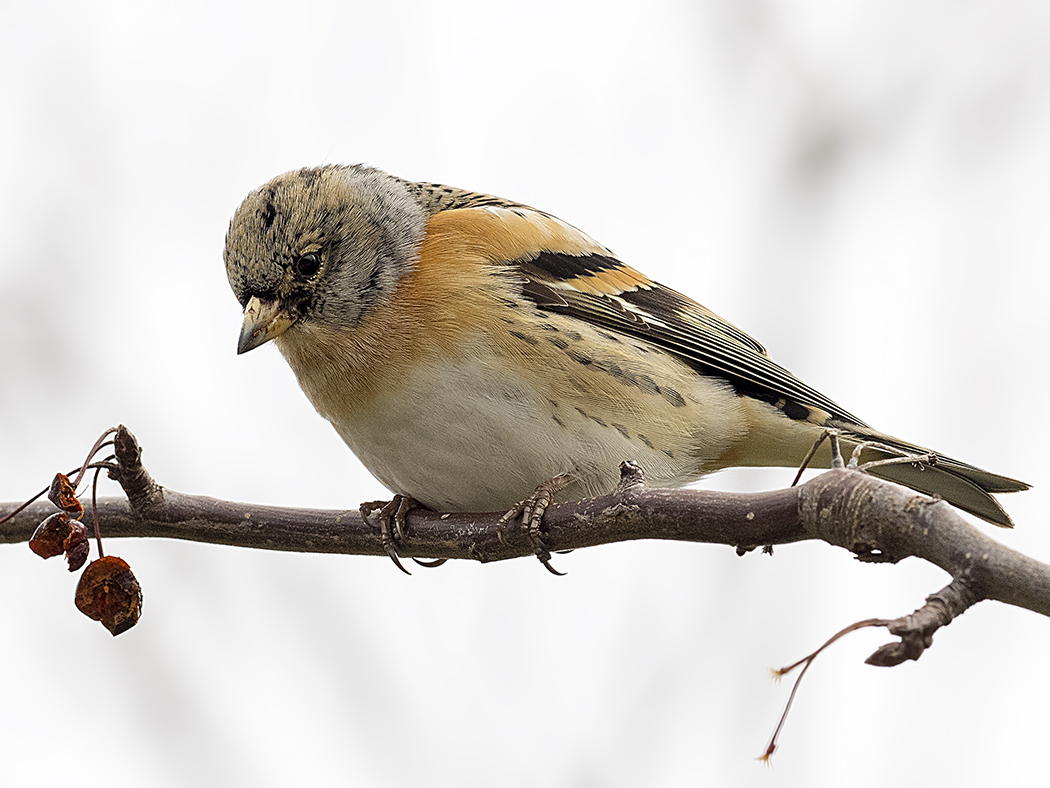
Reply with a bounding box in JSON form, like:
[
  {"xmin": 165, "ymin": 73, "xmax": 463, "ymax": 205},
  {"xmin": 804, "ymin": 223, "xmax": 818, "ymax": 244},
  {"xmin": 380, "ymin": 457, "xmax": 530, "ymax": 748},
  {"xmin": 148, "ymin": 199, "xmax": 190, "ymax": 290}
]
[{"xmin": 496, "ymin": 473, "xmax": 575, "ymax": 575}]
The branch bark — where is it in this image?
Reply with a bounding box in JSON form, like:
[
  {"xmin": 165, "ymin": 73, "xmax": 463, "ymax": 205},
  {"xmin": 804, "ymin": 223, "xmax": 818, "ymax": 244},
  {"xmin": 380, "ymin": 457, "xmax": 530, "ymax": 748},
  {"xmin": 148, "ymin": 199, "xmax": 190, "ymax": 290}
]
[{"xmin": 2, "ymin": 426, "xmax": 1047, "ymax": 657}]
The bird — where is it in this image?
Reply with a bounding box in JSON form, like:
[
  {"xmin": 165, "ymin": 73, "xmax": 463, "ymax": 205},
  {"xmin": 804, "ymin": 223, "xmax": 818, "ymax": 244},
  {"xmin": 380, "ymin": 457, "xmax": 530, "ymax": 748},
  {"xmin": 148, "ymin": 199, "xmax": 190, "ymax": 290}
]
[{"xmin": 224, "ymin": 164, "xmax": 1028, "ymax": 571}]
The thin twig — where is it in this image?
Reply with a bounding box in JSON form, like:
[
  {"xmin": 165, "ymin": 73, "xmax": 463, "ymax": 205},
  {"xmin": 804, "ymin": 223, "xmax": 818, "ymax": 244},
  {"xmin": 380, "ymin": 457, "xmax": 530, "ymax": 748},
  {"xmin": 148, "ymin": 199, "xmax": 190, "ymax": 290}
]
[
  {"xmin": 91, "ymin": 466, "xmax": 105, "ymax": 558},
  {"xmin": 760, "ymin": 618, "xmax": 888, "ymax": 762},
  {"xmin": 70, "ymin": 429, "xmax": 118, "ymax": 489}
]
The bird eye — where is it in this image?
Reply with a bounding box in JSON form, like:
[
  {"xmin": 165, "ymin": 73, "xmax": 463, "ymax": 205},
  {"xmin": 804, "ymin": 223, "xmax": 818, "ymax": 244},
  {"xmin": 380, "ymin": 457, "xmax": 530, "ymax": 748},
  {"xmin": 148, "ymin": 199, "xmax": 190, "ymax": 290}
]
[{"xmin": 293, "ymin": 253, "xmax": 320, "ymax": 278}]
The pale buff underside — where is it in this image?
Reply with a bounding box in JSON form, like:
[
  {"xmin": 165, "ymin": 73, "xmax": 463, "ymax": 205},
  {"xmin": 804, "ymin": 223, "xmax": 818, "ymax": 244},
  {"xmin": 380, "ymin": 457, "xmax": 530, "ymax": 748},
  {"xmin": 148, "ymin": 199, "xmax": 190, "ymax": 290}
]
[{"xmin": 275, "ymin": 207, "xmax": 829, "ymax": 511}]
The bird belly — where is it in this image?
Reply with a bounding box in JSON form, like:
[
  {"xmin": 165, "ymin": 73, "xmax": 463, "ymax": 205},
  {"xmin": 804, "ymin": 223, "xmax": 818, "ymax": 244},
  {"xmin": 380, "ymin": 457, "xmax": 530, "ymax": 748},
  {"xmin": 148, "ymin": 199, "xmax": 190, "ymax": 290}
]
[{"xmin": 317, "ymin": 336, "xmax": 750, "ymax": 512}]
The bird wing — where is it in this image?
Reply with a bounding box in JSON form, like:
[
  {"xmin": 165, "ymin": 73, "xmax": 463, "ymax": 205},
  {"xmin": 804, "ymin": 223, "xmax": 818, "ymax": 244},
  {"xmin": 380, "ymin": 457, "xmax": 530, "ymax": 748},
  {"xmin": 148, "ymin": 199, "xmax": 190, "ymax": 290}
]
[{"xmin": 460, "ymin": 204, "xmax": 868, "ymax": 426}]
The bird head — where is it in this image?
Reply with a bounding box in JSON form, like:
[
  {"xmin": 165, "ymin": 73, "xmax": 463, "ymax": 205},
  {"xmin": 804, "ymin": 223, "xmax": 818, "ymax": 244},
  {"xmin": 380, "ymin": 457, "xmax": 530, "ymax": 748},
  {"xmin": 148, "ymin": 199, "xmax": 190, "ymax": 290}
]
[{"xmin": 223, "ymin": 164, "xmax": 425, "ymax": 354}]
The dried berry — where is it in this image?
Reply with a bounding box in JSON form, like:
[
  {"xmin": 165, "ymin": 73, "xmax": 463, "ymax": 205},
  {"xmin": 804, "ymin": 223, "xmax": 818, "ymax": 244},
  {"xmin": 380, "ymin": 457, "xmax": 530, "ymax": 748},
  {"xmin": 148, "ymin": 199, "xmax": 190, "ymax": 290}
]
[
  {"xmin": 29, "ymin": 512, "xmax": 91, "ymax": 570},
  {"xmin": 74, "ymin": 556, "xmax": 143, "ymax": 636},
  {"xmin": 47, "ymin": 473, "xmax": 83, "ymax": 517},
  {"xmin": 65, "ymin": 537, "xmax": 90, "ymax": 572},
  {"xmin": 30, "ymin": 512, "xmax": 73, "ymax": 559}
]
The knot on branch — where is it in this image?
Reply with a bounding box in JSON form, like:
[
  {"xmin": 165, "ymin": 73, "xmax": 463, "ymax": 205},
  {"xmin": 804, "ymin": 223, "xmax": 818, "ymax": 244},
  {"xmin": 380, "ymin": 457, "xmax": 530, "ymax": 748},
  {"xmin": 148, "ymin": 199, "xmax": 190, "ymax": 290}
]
[
  {"xmin": 866, "ymin": 579, "xmax": 977, "ymax": 667},
  {"xmin": 614, "ymin": 460, "xmax": 647, "ymax": 495},
  {"xmin": 107, "ymin": 426, "xmax": 163, "ymax": 513}
]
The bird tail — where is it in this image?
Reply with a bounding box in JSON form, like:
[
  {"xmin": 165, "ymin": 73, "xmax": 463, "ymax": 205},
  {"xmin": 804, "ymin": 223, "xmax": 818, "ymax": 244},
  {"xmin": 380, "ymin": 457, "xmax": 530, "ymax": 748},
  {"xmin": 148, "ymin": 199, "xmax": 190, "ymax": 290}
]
[{"xmin": 828, "ymin": 420, "xmax": 1029, "ymax": 528}]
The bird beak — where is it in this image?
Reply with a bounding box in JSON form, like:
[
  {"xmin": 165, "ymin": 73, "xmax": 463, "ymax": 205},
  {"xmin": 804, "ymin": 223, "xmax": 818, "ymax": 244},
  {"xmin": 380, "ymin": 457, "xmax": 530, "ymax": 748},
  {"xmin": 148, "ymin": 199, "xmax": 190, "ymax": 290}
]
[{"xmin": 237, "ymin": 296, "xmax": 295, "ymax": 355}]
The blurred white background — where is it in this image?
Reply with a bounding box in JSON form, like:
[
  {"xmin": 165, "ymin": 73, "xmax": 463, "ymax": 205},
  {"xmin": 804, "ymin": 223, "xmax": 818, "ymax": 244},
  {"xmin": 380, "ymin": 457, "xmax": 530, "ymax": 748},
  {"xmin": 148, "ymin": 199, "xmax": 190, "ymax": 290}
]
[{"xmin": 2, "ymin": 1, "xmax": 1048, "ymax": 786}]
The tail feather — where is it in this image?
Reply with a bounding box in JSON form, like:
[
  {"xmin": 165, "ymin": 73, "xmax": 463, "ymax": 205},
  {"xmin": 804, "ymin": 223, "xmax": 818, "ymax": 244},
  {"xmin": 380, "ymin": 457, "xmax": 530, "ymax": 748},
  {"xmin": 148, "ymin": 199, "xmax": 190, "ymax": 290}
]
[{"xmin": 831, "ymin": 420, "xmax": 1029, "ymax": 528}]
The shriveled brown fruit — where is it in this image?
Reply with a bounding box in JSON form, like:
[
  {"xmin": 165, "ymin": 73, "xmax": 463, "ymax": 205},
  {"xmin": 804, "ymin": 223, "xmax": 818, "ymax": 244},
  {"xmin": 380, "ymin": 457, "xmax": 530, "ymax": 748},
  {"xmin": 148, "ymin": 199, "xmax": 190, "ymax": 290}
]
[
  {"xmin": 47, "ymin": 473, "xmax": 83, "ymax": 518},
  {"xmin": 28, "ymin": 512, "xmax": 90, "ymax": 570},
  {"xmin": 74, "ymin": 556, "xmax": 143, "ymax": 636},
  {"xmin": 30, "ymin": 512, "xmax": 74, "ymax": 559}
]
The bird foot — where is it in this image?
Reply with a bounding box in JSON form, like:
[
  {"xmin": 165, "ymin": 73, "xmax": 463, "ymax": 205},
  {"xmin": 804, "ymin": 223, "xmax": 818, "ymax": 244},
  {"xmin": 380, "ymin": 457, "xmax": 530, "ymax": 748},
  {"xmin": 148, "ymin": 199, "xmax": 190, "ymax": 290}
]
[
  {"xmin": 851, "ymin": 443, "xmax": 938, "ymax": 473},
  {"xmin": 360, "ymin": 494, "xmax": 424, "ymax": 575},
  {"xmin": 496, "ymin": 473, "xmax": 574, "ymax": 575}
]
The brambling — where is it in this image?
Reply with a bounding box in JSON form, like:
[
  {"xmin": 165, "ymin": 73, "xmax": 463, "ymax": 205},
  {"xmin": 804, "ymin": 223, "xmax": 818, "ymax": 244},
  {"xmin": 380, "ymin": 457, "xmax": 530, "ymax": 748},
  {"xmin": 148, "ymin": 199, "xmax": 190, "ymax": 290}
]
[{"xmin": 224, "ymin": 164, "xmax": 1027, "ymax": 567}]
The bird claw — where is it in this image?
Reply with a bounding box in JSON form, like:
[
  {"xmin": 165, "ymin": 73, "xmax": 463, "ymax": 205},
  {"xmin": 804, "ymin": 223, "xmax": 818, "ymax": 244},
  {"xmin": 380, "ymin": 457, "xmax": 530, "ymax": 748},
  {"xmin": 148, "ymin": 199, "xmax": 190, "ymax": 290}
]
[
  {"xmin": 360, "ymin": 495, "xmax": 421, "ymax": 575},
  {"xmin": 412, "ymin": 557, "xmax": 447, "ymax": 569},
  {"xmin": 496, "ymin": 473, "xmax": 574, "ymax": 575}
]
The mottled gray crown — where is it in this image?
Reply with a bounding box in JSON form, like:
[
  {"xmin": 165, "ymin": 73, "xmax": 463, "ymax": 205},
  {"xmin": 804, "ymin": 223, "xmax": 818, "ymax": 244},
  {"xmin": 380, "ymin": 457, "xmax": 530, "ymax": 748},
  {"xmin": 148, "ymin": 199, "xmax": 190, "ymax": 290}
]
[{"xmin": 224, "ymin": 164, "xmax": 427, "ymax": 330}]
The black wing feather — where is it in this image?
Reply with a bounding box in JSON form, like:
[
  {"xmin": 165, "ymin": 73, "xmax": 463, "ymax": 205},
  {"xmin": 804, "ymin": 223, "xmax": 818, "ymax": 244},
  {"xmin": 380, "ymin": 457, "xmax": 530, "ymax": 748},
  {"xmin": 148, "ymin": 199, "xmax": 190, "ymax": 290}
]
[{"xmin": 520, "ymin": 252, "xmax": 868, "ymax": 426}]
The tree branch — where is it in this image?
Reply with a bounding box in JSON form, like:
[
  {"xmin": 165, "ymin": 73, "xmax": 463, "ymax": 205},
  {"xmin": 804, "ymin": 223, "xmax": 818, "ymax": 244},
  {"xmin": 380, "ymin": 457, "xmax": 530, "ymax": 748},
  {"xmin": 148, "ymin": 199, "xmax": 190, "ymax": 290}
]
[{"xmin": 2, "ymin": 426, "xmax": 1048, "ymax": 654}]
